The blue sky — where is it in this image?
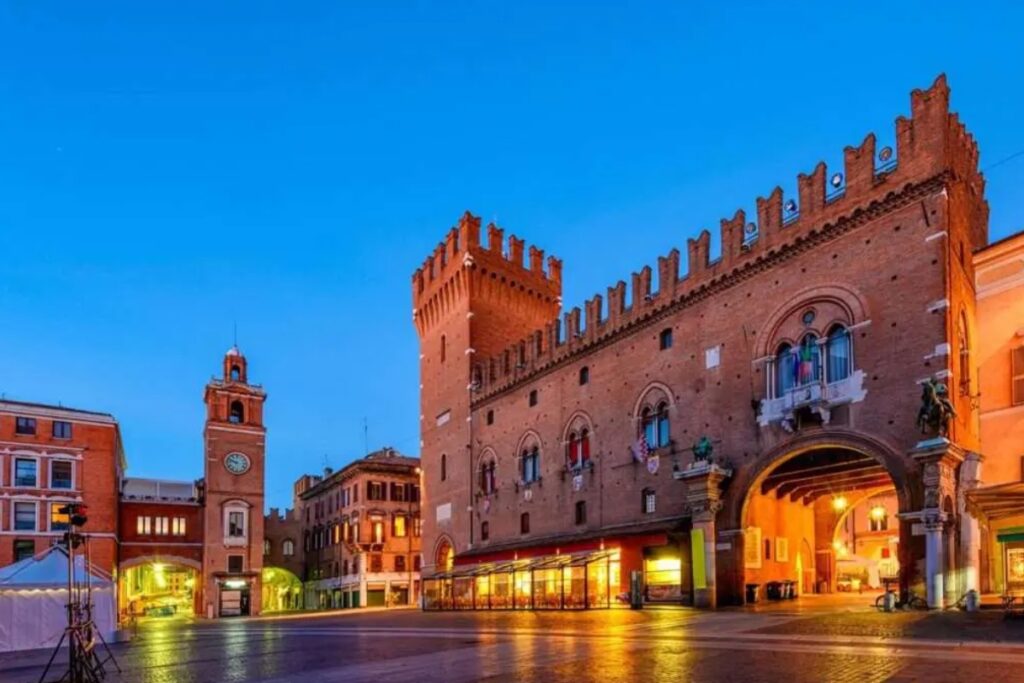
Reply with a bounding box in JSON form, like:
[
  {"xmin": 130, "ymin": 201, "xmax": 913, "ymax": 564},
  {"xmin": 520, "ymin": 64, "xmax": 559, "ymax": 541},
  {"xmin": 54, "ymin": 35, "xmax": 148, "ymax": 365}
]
[{"xmin": 1, "ymin": 2, "xmax": 1022, "ymax": 511}]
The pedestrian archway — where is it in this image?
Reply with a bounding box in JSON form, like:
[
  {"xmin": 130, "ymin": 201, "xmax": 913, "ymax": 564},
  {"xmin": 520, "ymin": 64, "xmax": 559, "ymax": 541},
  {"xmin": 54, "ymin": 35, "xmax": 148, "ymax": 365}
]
[
  {"xmin": 738, "ymin": 440, "xmax": 908, "ymax": 605},
  {"xmin": 120, "ymin": 557, "xmax": 201, "ymax": 619},
  {"xmin": 262, "ymin": 567, "xmax": 302, "ymax": 612}
]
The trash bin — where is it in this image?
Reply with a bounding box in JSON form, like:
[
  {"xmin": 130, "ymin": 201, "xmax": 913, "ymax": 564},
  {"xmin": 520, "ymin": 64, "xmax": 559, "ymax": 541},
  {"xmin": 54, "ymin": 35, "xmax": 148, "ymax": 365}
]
[
  {"xmin": 745, "ymin": 583, "xmax": 761, "ymax": 604},
  {"xmin": 766, "ymin": 581, "xmax": 782, "ymax": 600}
]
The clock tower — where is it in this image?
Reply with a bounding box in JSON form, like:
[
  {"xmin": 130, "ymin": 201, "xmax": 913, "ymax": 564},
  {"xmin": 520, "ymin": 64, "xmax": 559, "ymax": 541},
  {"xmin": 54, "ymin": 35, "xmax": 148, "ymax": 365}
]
[{"xmin": 201, "ymin": 346, "xmax": 267, "ymax": 618}]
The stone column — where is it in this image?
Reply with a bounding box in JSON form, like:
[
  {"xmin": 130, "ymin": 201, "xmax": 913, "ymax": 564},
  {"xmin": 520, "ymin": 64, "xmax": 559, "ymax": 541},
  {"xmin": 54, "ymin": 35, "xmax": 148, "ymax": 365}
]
[
  {"xmin": 958, "ymin": 452, "xmax": 984, "ymax": 594},
  {"xmin": 924, "ymin": 517, "xmax": 945, "ymax": 608},
  {"xmin": 675, "ymin": 462, "xmax": 732, "ymax": 609},
  {"xmin": 910, "ymin": 438, "xmax": 965, "ymax": 610}
]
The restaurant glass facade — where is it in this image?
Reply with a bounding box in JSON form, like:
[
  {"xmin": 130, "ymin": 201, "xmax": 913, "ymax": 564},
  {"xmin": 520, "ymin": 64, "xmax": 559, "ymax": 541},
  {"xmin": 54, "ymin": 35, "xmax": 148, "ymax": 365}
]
[{"xmin": 423, "ymin": 550, "xmax": 620, "ymax": 610}]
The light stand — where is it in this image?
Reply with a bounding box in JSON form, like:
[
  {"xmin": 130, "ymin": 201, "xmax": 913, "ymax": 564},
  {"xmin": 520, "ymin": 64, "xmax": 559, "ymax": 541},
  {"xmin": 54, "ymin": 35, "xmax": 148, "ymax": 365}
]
[{"xmin": 38, "ymin": 505, "xmax": 121, "ymax": 683}]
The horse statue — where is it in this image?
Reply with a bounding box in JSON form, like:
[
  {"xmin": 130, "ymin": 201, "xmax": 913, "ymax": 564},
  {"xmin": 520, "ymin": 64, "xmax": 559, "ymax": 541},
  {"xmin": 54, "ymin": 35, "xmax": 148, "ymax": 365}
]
[
  {"xmin": 693, "ymin": 436, "xmax": 714, "ymax": 463},
  {"xmin": 916, "ymin": 379, "xmax": 956, "ymax": 437}
]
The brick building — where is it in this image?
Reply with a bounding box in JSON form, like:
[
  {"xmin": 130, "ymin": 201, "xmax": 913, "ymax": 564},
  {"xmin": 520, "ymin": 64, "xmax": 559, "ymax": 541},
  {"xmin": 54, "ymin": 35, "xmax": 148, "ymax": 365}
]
[
  {"xmin": 413, "ymin": 75, "xmax": 1000, "ymax": 610},
  {"xmin": 0, "ymin": 400, "xmax": 125, "ymax": 574},
  {"xmin": 263, "ymin": 506, "xmax": 303, "ymax": 611},
  {"xmin": 297, "ymin": 448, "xmax": 422, "ymax": 609}
]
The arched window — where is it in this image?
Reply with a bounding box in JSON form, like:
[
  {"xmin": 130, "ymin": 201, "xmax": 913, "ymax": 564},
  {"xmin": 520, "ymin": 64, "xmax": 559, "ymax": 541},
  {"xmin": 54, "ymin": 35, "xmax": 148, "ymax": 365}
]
[
  {"xmin": 521, "ymin": 446, "xmax": 540, "ymax": 483},
  {"xmin": 229, "ymin": 400, "xmax": 244, "ymax": 424},
  {"xmin": 230, "ymin": 365, "xmax": 241, "ymax": 381},
  {"xmin": 775, "ymin": 342, "xmax": 795, "ymax": 396},
  {"xmin": 641, "ymin": 403, "xmax": 670, "ymax": 448},
  {"xmin": 796, "ymin": 334, "xmax": 821, "ymax": 386},
  {"xmin": 436, "ymin": 538, "xmax": 454, "ymax": 571},
  {"xmin": 440, "ymin": 453, "xmax": 447, "ymax": 482},
  {"xmin": 579, "ymin": 366, "xmax": 590, "ymax": 385},
  {"xmin": 479, "ymin": 457, "xmax": 496, "ymax": 495},
  {"xmin": 283, "ymin": 539, "xmax": 294, "ymax": 557},
  {"xmin": 565, "ymin": 429, "xmax": 591, "ymax": 469},
  {"xmin": 826, "ymin": 325, "xmax": 852, "ymax": 382}
]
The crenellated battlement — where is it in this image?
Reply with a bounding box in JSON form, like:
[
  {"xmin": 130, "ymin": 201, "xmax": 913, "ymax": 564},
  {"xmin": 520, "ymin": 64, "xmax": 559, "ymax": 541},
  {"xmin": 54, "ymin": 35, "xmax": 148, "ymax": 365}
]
[
  {"xmin": 411, "ymin": 211, "xmax": 562, "ymax": 338},
  {"xmin": 463, "ymin": 74, "xmax": 986, "ymax": 403}
]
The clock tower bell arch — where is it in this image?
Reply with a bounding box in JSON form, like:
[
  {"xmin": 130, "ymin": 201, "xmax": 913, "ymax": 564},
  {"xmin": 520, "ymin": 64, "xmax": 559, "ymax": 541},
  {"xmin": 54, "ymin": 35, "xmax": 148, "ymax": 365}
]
[{"xmin": 201, "ymin": 346, "xmax": 267, "ymax": 618}]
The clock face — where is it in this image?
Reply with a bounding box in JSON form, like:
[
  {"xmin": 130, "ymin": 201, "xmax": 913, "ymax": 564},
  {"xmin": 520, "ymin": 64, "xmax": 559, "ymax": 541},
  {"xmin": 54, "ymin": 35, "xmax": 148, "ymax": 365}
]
[{"xmin": 224, "ymin": 452, "xmax": 251, "ymax": 475}]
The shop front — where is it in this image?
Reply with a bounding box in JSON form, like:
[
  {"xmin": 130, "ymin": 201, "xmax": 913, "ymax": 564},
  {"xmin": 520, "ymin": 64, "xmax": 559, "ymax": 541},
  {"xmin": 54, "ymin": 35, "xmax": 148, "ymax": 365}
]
[{"xmin": 423, "ymin": 549, "xmax": 619, "ymax": 610}]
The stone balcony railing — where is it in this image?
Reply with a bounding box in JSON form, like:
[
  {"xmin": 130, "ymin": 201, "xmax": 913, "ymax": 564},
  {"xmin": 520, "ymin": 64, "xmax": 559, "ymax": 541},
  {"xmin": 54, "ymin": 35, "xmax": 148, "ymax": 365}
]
[{"xmin": 758, "ymin": 370, "xmax": 867, "ymax": 429}]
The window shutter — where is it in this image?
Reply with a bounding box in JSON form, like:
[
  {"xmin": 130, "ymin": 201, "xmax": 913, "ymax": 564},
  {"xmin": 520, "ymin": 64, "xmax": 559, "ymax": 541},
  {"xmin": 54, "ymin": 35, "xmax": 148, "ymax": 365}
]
[{"xmin": 1012, "ymin": 347, "xmax": 1024, "ymax": 406}]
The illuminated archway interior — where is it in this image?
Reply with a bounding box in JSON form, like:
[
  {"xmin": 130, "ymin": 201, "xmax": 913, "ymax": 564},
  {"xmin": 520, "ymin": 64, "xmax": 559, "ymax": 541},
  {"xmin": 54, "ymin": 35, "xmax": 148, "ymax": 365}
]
[
  {"xmin": 262, "ymin": 567, "xmax": 303, "ymax": 612},
  {"xmin": 742, "ymin": 447, "xmax": 899, "ymax": 599},
  {"xmin": 123, "ymin": 562, "xmax": 197, "ymax": 617}
]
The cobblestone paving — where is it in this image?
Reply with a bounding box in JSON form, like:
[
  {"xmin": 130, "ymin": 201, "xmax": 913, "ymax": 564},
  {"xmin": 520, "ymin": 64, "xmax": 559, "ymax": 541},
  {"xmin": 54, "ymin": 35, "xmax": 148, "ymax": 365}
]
[{"xmin": 3, "ymin": 607, "xmax": 1023, "ymax": 682}]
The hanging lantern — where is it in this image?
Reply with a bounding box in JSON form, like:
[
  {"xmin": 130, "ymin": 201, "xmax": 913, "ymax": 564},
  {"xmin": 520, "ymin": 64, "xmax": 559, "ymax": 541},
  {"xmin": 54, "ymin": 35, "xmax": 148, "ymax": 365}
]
[
  {"xmin": 832, "ymin": 495, "xmax": 848, "ymax": 512},
  {"xmin": 870, "ymin": 504, "xmax": 887, "ymax": 522}
]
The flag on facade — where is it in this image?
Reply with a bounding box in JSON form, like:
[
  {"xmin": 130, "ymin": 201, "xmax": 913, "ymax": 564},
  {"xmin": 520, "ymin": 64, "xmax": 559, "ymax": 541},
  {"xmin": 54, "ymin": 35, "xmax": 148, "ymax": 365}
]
[{"xmin": 631, "ymin": 435, "xmax": 649, "ymax": 462}]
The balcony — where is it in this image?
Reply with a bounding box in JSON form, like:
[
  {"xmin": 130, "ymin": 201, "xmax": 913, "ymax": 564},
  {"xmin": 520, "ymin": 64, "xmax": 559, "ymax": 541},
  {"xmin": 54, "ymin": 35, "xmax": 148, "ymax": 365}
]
[{"xmin": 758, "ymin": 370, "xmax": 867, "ymax": 429}]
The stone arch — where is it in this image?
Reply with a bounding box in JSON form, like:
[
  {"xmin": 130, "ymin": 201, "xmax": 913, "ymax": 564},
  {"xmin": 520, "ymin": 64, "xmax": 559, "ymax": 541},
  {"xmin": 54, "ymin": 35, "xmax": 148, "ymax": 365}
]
[
  {"xmin": 514, "ymin": 429, "xmax": 543, "ymax": 456},
  {"xmin": 560, "ymin": 410, "xmax": 595, "ymax": 444},
  {"xmin": 631, "ymin": 381, "xmax": 675, "ymax": 419},
  {"xmin": 755, "ymin": 284, "xmax": 869, "ymax": 358},
  {"xmin": 119, "ymin": 554, "xmax": 202, "ymax": 572},
  {"xmin": 723, "ymin": 428, "xmax": 913, "ymax": 532},
  {"xmin": 432, "ymin": 534, "xmax": 455, "ymax": 572}
]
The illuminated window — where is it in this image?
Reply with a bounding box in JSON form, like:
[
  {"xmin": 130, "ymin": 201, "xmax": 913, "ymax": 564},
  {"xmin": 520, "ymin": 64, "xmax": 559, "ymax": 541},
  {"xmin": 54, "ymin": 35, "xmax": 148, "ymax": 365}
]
[
  {"xmin": 49, "ymin": 503, "xmax": 70, "ymax": 531},
  {"xmin": 172, "ymin": 517, "xmax": 187, "ymax": 536},
  {"xmin": 283, "ymin": 539, "xmax": 294, "ymax": 556},
  {"xmin": 393, "ymin": 514, "xmax": 407, "ymax": 538},
  {"xmin": 372, "ymin": 518, "xmax": 384, "ymax": 544},
  {"xmin": 154, "ymin": 517, "xmax": 170, "ymax": 535},
  {"xmin": 136, "ymin": 516, "xmax": 152, "ymax": 535},
  {"xmin": 412, "ymin": 515, "xmax": 422, "ymax": 537}
]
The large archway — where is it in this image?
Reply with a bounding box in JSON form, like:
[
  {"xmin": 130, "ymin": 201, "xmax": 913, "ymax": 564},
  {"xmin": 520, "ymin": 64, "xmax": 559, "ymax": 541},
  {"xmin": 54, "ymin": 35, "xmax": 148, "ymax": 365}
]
[
  {"xmin": 733, "ymin": 436, "xmax": 911, "ymax": 607},
  {"xmin": 262, "ymin": 567, "xmax": 303, "ymax": 612},
  {"xmin": 119, "ymin": 557, "xmax": 201, "ymax": 619}
]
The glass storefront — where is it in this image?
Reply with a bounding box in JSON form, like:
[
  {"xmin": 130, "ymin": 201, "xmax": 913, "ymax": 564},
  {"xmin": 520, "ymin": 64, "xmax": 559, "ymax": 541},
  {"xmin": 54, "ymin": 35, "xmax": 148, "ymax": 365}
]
[{"xmin": 423, "ymin": 550, "xmax": 619, "ymax": 610}]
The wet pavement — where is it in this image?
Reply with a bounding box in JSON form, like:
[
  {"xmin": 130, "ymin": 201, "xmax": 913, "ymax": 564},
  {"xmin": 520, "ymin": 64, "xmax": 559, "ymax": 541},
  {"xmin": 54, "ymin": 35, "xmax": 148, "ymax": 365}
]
[{"xmin": 4, "ymin": 599, "xmax": 1024, "ymax": 682}]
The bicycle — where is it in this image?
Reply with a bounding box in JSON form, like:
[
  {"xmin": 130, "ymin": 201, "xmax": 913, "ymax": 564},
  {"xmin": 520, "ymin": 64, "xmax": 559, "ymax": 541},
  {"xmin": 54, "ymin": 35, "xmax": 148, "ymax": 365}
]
[{"xmin": 875, "ymin": 587, "xmax": 928, "ymax": 611}]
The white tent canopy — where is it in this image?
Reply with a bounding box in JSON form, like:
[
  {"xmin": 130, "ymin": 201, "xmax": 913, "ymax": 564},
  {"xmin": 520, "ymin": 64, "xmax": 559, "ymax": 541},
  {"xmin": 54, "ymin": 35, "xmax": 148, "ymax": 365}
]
[{"xmin": 0, "ymin": 545, "xmax": 116, "ymax": 653}]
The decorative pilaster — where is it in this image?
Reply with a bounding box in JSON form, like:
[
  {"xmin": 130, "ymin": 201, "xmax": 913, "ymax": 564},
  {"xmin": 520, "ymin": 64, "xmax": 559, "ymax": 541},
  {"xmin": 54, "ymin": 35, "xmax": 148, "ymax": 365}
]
[
  {"xmin": 675, "ymin": 462, "xmax": 732, "ymax": 608},
  {"xmin": 909, "ymin": 437, "xmax": 965, "ymax": 609}
]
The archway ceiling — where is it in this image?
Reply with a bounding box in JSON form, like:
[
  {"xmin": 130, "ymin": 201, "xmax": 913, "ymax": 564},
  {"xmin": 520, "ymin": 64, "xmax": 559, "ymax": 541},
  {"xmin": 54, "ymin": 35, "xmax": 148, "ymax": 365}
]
[{"xmin": 760, "ymin": 448, "xmax": 894, "ymax": 504}]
